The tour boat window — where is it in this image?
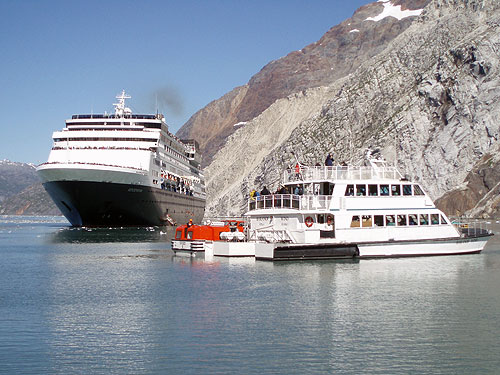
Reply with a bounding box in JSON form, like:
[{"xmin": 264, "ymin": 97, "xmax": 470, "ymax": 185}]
[
  {"xmin": 356, "ymin": 185, "xmax": 367, "ymax": 196},
  {"xmin": 414, "ymin": 185, "xmax": 425, "ymax": 195},
  {"xmin": 397, "ymin": 214, "xmax": 407, "ymax": 226},
  {"xmin": 187, "ymin": 231, "xmax": 193, "ymax": 239},
  {"xmin": 374, "ymin": 215, "xmax": 384, "ymax": 226},
  {"xmin": 380, "ymin": 185, "xmax": 390, "ymax": 196},
  {"xmin": 391, "ymin": 185, "xmax": 401, "ymax": 196},
  {"xmin": 350, "ymin": 216, "xmax": 361, "ymax": 227},
  {"xmin": 175, "ymin": 231, "xmax": 182, "ymax": 239},
  {"xmin": 408, "ymin": 214, "xmax": 418, "ymax": 225},
  {"xmin": 368, "ymin": 184, "xmax": 378, "ymax": 196},
  {"xmin": 419, "ymin": 214, "xmax": 429, "ymax": 225},
  {"xmin": 345, "ymin": 185, "xmax": 354, "ymax": 196},
  {"xmin": 362, "ymin": 215, "xmax": 372, "ymax": 227},
  {"xmin": 403, "ymin": 185, "xmax": 412, "ymax": 196},
  {"xmin": 386, "ymin": 215, "xmax": 396, "ymax": 226},
  {"xmin": 431, "ymin": 214, "xmax": 440, "ymax": 225},
  {"xmin": 440, "ymin": 215, "xmax": 448, "ymax": 224}
]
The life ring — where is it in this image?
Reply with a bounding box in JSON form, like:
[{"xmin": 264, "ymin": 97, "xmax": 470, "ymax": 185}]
[
  {"xmin": 327, "ymin": 214, "xmax": 334, "ymax": 226},
  {"xmin": 305, "ymin": 216, "xmax": 314, "ymax": 227}
]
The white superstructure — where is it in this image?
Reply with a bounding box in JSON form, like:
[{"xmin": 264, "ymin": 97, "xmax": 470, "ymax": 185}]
[{"xmin": 240, "ymin": 158, "xmax": 492, "ymax": 259}]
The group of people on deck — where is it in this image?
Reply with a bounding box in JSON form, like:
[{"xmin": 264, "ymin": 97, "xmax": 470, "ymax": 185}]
[
  {"xmin": 249, "ymin": 153, "xmax": 334, "ymax": 200},
  {"xmin": 249, "ymin": 184, "xmax": 305, "ymax": 200}
]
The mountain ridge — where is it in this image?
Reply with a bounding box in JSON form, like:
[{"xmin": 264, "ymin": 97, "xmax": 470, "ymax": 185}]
[
  {"xmin": 177, "ymin": 0, "xmax": 431, "ymax": 167},
  {"xmin": 204, "ymin": 0, "xmax": 500, "ymax": 219}
]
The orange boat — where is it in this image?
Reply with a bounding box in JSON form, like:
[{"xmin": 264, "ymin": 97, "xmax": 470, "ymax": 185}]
[{"xmin": 172, "ymin": 220, "xmax": 246, "ymax": 253}]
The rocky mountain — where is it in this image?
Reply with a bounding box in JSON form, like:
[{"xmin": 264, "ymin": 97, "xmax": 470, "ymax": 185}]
[
  {"xmin": 0, "ymin": 183, "xmax": 60, "ymax": 216},
  {"xmin": 0, "ymin": 160, "xmax": 58, "ymax": 215},
  {"xmin": 204, "ymin": 0, "xmax": 500, "ymax": 219},
  {"xmin": 177, "ymin": 0, "xmax": 431, "ymax": 166},
  {"xmin": 0, "ymin": 160, "xmax": 39, "ymax": 202}
]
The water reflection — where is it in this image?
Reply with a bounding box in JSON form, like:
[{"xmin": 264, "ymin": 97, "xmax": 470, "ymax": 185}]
[
  {"xmin": 3, "ymin": 218, "xmax": 500, "ymax": 374},
  {"xmin": 49, "ymin": 225, "xmax": 175, "ymax": 244}
]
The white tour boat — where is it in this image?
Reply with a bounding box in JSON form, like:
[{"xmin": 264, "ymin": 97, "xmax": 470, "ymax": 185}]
[
  {"xmin": 211, "ymin": 158, "xmax": 492, "ymax": 260},
  {"xmin": 37, "ymin": 91, "xmax": 206, "ymax": 226}
]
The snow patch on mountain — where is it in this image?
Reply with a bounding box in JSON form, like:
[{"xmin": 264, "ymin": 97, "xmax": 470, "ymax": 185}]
[{"xmin": 366, "ymin": 1, "xmax": 423, "ymax": 22}]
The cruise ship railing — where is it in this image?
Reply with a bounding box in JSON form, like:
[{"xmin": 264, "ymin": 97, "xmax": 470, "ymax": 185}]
[
  {"xmin": 284, "ymin": 165, "xmax": 402, "ymax": 183},
  {"xmin": 247, "ymin": 194, "xmax": 332, "ymax": 211}
]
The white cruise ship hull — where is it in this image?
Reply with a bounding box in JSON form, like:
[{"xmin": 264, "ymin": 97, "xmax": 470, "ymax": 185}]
[{"xmin": 38, "ymin": 163, "xmax": 205, "ymax": 226}]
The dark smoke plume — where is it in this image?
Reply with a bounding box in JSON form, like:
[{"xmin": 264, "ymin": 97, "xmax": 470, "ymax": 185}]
[{"xmin": 150, "ymin": 86, "xmax": 184, "ymax": 116}]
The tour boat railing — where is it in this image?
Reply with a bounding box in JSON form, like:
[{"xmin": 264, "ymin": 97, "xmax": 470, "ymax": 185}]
[
  {"xmin": 248, "ymin": 194, "xmax": 332, "ymax": 211},
  {"xmin": 451, "ymin": 219, "xmax": 493, "ymax": 237},
  {"xmin": 247, "ymin": 229, "xmax": 294, "ymax": 243},
  {"xmin": 284, "ymin": 165, "xmax": 402, "ymax": 183}
]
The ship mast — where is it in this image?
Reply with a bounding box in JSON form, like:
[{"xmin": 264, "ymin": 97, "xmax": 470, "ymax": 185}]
[{"xmin": 113, "ymin": 90, "xmax": 132, "ymax": 117}]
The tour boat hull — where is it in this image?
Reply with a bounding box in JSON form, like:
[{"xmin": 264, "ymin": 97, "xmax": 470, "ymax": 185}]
[
  {"xmin": 356, "ymin": 234, "xmax": 491, "ymax": 258},
  {"xmin": 254, "ymin": 234, "xmax": 492, "ymax": 260}
]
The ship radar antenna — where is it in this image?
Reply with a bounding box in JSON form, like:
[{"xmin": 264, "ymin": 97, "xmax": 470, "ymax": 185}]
[{"xmin": 114, "ymin": 90, "xmax": 132, "ymax": 117}]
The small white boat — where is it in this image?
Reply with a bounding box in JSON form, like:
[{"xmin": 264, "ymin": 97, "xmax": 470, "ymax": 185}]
[{"xmin": 218, "ymin": 157, "xmax": 492, "ymax": 260}]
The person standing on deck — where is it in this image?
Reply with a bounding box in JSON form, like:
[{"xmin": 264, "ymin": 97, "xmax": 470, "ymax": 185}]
[{"xmin": 325, "ymin": 153, "xmax": 334, "ymax": 166}]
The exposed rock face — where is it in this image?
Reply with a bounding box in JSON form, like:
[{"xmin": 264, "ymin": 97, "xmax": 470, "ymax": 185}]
[
  {"xmin": 177, "ymin": 0, "xmax": 430, "ymax": 166},
  {"xmin": 436, "ymin": 151, "xmax": 500, "ymax": 218},
  {"xmin": 205, "ymin": 0, "xmax": 500, "ymax": 218}
]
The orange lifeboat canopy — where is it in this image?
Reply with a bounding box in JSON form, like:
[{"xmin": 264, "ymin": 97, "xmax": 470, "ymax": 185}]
[{"xmin": 174, "ymin": 220, "xmax": 245, "ymax": 241}]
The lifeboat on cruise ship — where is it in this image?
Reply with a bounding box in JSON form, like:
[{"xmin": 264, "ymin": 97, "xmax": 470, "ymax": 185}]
[{"xmin": 171, "ymin": 220, "xmax": 246, "ymax": 254}]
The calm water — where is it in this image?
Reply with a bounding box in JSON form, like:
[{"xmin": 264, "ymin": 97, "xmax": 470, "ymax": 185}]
[{"xmin": 1, "ymin": 216, "xmax": 500, "ymax": 374}]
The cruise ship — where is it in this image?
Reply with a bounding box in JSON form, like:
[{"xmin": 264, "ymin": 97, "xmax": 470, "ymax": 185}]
[{"xmin": 37, "ymin": 91, "xmax": 206, "ymax": 226}]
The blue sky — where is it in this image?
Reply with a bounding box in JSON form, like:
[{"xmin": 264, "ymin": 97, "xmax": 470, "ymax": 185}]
[{"xmin": 0, "ymin": 0, "xmax": 371, "ymax": 164}]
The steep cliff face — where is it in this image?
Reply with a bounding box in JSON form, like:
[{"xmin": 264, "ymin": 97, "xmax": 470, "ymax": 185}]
[
  {"xmin": 205, "ymin": 0, "xmax": 500, "ymax": 218},
  {"xmin": 436, "ymin": 151, "xmax": 500, "ymax": 218},
  {"xmin": 177, "ymin": 0, "xmax": 430, "ymax": 166}
]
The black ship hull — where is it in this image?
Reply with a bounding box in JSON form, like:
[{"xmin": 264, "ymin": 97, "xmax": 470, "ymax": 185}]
[{"xmin": 43, "ymin": 180, "xmax": 205, "ymax": 227}]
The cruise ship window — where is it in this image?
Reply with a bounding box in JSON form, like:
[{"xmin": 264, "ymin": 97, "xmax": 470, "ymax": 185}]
[
  {"xmin": 403, "ymin": 185, "xmax": 412, "ymax": 196},
  {"xmin": 408, "ymin": 214, "xmax": 418, "ymax": 225},
  {"xmin": 440, "ymin": 215, "xmax": 448, "ymax": 224},
  {"xmin": 356, "ymin": 185, "xmax": 366, "ymax": 196},
  {"xmin": 362, "ymin": 215, "xmax": 372, "ymax": 227},
  {"xmin": 419, "ymin": 214, "xmax": 429, "ymax": 225},
  {"xmin": 345, "ymin": 185, "xmax": 354, "ymax": 196},
  {"xmin": 350, "ymin": 216, "xmax": 360, "ymax": 227},
  {"xmin": 386, "ymin": 215, "xmax": 395, "ymax": 226},
  {"xmin": 374, "ymin": 215, "xmax": 384, "ymax": 226},
  {"xmin": 380, "ymin": 185, "xmax": 390, "ymax": 196},
  {"xmin": 368, "ymin": 184, "xmax": 378, "ymax": 196},
  {"xmin": 414, "ymin": 185, "xmax": 425, "ymax": 195},
  {"xmin": 397, "ymin": 214, "xmax": 407, "ymax": 226},
  {"xmin": 431, "ymin": 214, "xmax": 440, "ymax": 225},
  {"xmin": 391, "ymin": 185, "xmax": 401, "ymax": 196}
]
